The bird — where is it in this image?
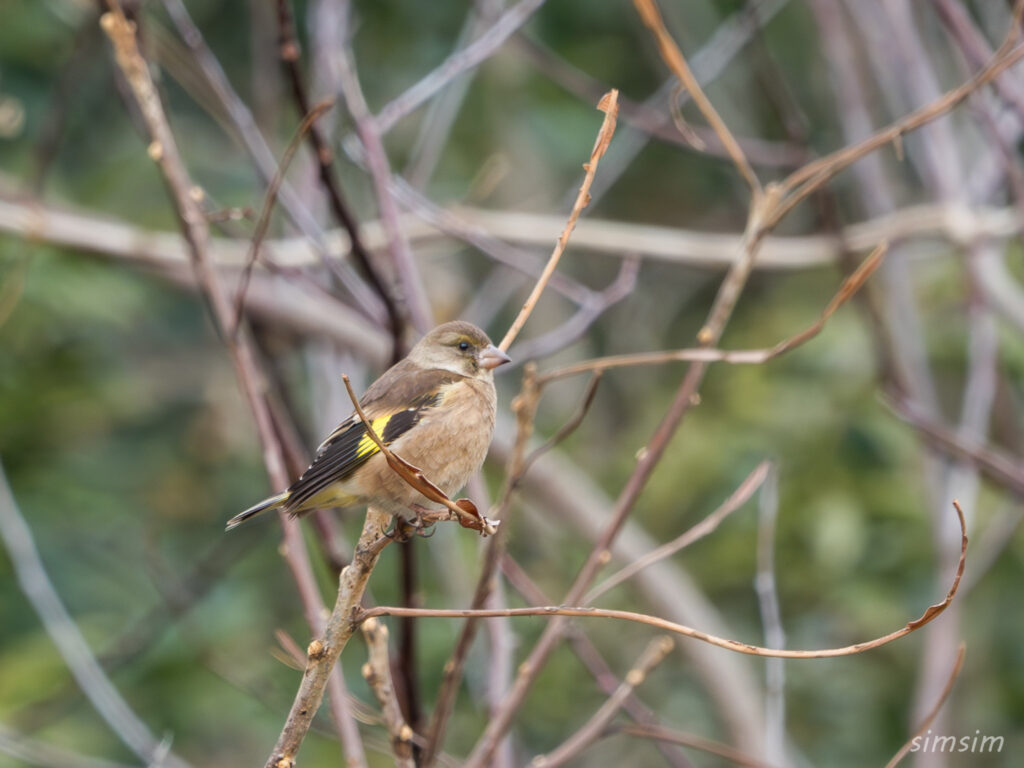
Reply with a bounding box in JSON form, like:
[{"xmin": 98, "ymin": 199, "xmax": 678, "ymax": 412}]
[{"xmin": 226, "ymin": 321, "xmax": 511, "ymax": 530}]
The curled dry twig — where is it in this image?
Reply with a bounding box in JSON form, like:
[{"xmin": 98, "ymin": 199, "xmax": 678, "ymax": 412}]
[{"xmin": 357, "ymin": 501, "xmax": 967, "ymax": 659}]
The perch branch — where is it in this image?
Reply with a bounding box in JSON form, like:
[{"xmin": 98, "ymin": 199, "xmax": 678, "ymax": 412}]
[{"xmin": 265, "ymin": 508, "xmax": 393, "ymax": 768}]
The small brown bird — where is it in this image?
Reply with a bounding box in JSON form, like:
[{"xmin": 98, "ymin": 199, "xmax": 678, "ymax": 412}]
[{"xmin": 226, "ymin": 321, "xmax": 511, "ymax": 530}]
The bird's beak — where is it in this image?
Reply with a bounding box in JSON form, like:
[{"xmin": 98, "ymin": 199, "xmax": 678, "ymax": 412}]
[{"xmin": 479, "ymin": 344, "xmax": 512, "ymax": 370}]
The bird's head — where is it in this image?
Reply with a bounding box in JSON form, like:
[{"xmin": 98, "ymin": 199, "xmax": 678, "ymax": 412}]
[{"xmin": 409, "ymin": 321, "xmax": 511, "ymax": 378}]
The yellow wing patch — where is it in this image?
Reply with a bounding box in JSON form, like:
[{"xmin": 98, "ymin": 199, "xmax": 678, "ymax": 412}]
[{"xmin": 354, "ymin": 416, "xmax": 392, "ymax": 460}]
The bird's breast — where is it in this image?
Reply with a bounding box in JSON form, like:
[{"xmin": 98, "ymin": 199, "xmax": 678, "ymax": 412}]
[{"xmin": 393, "ymin": 377, "xmax": 497, "ymax": 494}]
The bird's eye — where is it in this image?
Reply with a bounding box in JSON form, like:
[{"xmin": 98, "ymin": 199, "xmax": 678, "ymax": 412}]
[{"xmin": 458, "ymin": 341, "xmax": 470, "ymax": 351}]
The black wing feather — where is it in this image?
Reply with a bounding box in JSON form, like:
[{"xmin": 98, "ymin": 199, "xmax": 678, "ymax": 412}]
[{"xmin": 284, "ymin": 390, "xmax": 443, "ymax": 511}]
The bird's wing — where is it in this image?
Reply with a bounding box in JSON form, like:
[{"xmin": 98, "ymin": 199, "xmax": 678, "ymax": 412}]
[{"xmin": 284, "ymin": 365, "xmax": 461, "ymax": 512}]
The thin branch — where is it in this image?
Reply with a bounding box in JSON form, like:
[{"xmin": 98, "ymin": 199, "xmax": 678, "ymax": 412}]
[
  {"xmin": 508, "ymin": 257, "xmax": 640, "ymax": 364},
  {"xmin": 0, "ymin": 463, "xmax": 191, "ymax": 768},
  {"xmin": 585, "ymin": 461, "xmax": 771, "ymax": 603},
  {"xmin": 529, "ymin": 636, "xmax": 675, "ymax": 768},
  {"xmin": 498, "ymin": 89, "xmax": 620, "ymax": 351},
  {"xmin": 404, "ymin": 0, "xmax": 505, "ymax": 189},
  {"xmin": 540, "ymin": 242, "xmax": 886, "ymax": 383},
  {"xmin": 614, "ymin": 724, "xmax": 781, "ymax": 768},
  {"xmin": 360, "ymin": 618, "xmax": 415, "ymax": 768},
  {"xmin": 270, "ymin": 0, "xmax": 401, "ymax": 339},
  {"xmin": 770, "ymin": 6, "xmax": 1024, "ymax": 228},
  {"xmin": 329, "ymin": 34, "xmax": 434, "ymax": 333},
  {"xmin": 158, "ymin": 0, "xmax": 386, "ymax": 322},
  {"xmin": 632, "ymin": 0, "xmax": 761, "ymax": 196},
  {"xmin": 889, "ymin": 396, "xmax": 1024, "ymax": 497},
  {"xmin": 8, "ymin": 194, "xmax": 1023, "ymax": 276},
  {"xmin": 371, "ymin": 0, "xmax": 548, "ymax": 136},
  {"xmin": 519, "ymin": 372, "xmax": 604, "ymax": 476},
  {"xmin": 99, "ymin": 8, "xmax": 366, "ymax": 765},
  {"xmin": 514, "ymin": 33, "xmax": 808, "ymax": 168},
  {"xmin": 358, "ymin": 496, "xmax": 965, "ymax": 657},
  {"xmin": 233, "ymin": 98, "xmax": 334, "ymax": 334},
  {"xmin": 498, "ymin": 555, "xmax": 694, "ymax": 768},
  {"xmin": 884, "ymin": 645, "xmax": 967, "ymax": 768},
  {"xmin": 387, "ymin": 176, "xmax": 597, "ymax": 304}
]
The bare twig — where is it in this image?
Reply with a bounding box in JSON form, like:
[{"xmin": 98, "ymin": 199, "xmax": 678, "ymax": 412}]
[
  {"xmin": 0, "ymin": 463, "xmax": 191, "ymax": 768},
  {"xmin": 158, "ymin": 0, "xmax": 386, "ymax": 321},
  {"xmin": 519, "ymin": 372, "xmax": 604, "ymax": 476},
  {"xmin": 329, "ymin": 36, "xmax": 434, "ymax": 334},
  {"xmin": 540, "ymin": 242, "xmax": 886, "ymax": 383},
  {"xmin": 233, "ymin": 98, "xmax": 334, "ymax": 334},
  {"xmin": 271, "ymin": 0, "xmax": 401, "ymax": 339},
  {"xmin": 529, "ymin": 636, "xmax": 675, "ymax": 768},
  {"xmin": 889, "ymin": 397, "xmax": 1024, "ymax": 497},
  {"xmin": 508, "ymin": 257, "xmax": 640, "ymax": 363},
  {"xmin": 769, "ymin": 8, "xmax": 1024, "ymax": 228},
  {"xmin": 370, "ymin": 0, "xmax": 548, "ymax": 136},
  {"xmin": 884, "ymin": 645, "xmax": 967, "ymax": 768},
  {"xmin": 498, "ymin": 89, "xmax": 620, "ymax": 351},
  {"xmin": 499, "ymin": 555, "xmax": 694, "ymax": 768},
  {"xmin": 632, "ymin": 0, "xmax": 761, "ymax": 196},
  {"xmin": 99, "ymin": 8, "xmax": 366, "ymax": 765},
  {"xmin": 615, "ymin": 724, "xmax": 781, "ymax": 768},
  {"xmin": 360, "ymin": 618, "xmax": 415, "ymax": 768},
  {"xmin": 585, "ymin": 461, "xmax": 771, "ymax": 603},
  {"xmin": 358, "ymin": 497, "xmax": 965, "ymax": 657},
  {"xmin": 514, "ymin": 33, "xmax": 807, "ymax": 168},
  {"xmin": 8, "ymin": 194, "xmax": 1024, "ymax": 276}
]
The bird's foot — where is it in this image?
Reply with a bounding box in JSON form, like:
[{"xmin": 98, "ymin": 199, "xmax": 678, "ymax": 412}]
[{"xmin": 405, "ymin": 504, "xmax": 438, "ymax": 538}]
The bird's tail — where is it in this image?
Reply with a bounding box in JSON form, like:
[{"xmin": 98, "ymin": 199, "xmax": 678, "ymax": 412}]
[{"xmin": 226, "ymin": 491, "xmax": 290, "ymax": 531}]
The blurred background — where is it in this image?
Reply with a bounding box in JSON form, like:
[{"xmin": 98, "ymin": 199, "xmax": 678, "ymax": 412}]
[{"xmin": 1, "ymin": 0, "xmax": 1023, "ymax": 766}]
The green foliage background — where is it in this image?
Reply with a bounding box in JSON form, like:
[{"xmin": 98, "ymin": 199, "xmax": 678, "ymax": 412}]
[{"xmin": 1, "ymin": 1, "xmax": 1023, "ymax": 766}]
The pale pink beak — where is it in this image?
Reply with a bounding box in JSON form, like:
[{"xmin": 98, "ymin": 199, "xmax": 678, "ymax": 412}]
[{"xmin": 479, "ymin": 344, "xmax": 512, "ymax": 370}]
